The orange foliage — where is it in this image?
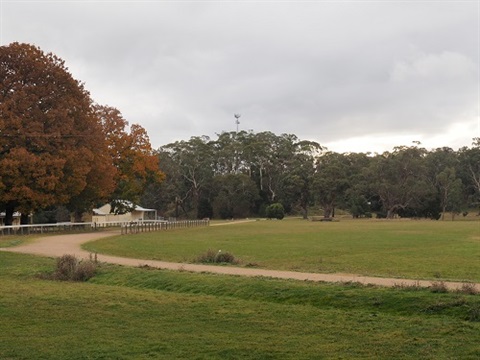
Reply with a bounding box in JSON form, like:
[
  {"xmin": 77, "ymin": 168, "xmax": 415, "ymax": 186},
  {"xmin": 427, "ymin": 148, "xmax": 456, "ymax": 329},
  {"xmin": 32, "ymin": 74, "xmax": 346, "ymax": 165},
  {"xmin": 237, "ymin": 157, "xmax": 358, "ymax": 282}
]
[
  {"xmin": 94, "ymin": 105, "xmax": 164, "ymax": 204},
  {"xmin": 0, "ymin": 43, "xmax": 162, "ymax": 221},
  {"xmin": 0, "ymin": 43, "xmax": 116, "ymax": 218}
]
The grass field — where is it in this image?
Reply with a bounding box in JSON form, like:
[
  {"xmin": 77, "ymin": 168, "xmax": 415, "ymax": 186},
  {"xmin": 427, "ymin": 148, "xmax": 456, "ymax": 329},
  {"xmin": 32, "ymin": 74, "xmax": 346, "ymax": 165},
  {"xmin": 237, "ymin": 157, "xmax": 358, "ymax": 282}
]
[
  {"xmin": 83, "ymin": 218, "xmax": 480, "ymax": 282},
  {"xmin": 1, "ymin": 251, "xmax": 480, "ymax": 359},
  {"xmin": 0, "ymin": 234, "xmax": 37, "ymax": 248}
]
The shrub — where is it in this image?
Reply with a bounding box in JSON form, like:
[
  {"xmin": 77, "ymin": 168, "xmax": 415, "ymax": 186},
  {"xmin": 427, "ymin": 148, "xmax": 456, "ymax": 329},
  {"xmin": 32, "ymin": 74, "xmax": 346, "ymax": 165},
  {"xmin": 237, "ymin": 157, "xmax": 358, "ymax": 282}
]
[
  {"xmin": 195, "ymin": 249, "xmax": 239, "ymax": 264},
  {"xmin": 53, "ymin": 254, "xmax": 97, "ymax": 281},
  {"xmin": 266, "ymin": 203, "xmax": 285, "ymax": 220},
  {"xmin": 457, "ymin": 283, "xmax": 478, "ymax": 295},
  {"xmin": 72, "ymin": 260, "xmax": 97, "ymax": 281},
  {"xmin": 215, "ymin": 251, "xmax": 237, "ymax": 264},
  {"xmin": 54, "ymin": 254, "xmax": 78, "ymax": 281},
  {"xmin": 430, "ymin": 280, "xmax": 448, "ymax": 293},
  {"xmin": 467, "ymin": 305, "xmax": 480, "ymax": 322},
  {"xmin": 392, "ymin": 281, "xmax": 422, "ymax": 291}
]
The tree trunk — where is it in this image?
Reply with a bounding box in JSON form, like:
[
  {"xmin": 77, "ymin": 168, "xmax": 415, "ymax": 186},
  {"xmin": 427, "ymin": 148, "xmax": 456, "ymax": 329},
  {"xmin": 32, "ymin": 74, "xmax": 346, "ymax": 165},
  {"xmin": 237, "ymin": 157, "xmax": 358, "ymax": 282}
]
[
  {"xmin": 4, "ymin": 202, "xmax": 15, "ymax": 226},
  {"xmin": 323, "ymin": 206, "xmax": 332, "ymax": 218},
  {"xmin": 20, "ymin": 213, "xmax": 29, "ymax": 225},
  {"xmin": 301, "ymin": 205, "xmax": 308, "ymax": 219},
  {"xmin": 259, "ymin": 167, "xmax": 263, "ymax": 191},
  {"xmin": 387, "ymin": 209, "xmax": 395, "ymax": 219}
]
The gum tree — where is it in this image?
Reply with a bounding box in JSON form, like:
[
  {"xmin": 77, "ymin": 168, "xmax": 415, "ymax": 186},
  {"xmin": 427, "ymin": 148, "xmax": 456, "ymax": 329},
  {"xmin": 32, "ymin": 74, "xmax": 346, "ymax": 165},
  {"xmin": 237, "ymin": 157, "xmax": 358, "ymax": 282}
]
[{"xmin": 367, "ymin": 146, "xmax": 435, "ymax": 218}]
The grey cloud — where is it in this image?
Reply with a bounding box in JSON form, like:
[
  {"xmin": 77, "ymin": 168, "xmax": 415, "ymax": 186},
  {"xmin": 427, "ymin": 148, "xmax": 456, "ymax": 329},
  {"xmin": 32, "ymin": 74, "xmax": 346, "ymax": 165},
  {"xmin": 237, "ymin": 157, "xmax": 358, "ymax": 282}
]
[{"xmin": 2, "ymin": 1, "xmax": 478, "ymax": 151}]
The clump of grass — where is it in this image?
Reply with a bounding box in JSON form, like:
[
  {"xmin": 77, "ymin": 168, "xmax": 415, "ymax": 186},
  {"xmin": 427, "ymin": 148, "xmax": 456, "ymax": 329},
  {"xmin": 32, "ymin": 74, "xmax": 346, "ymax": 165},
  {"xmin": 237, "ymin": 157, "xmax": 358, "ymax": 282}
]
[
  {"xmin": 424, "ymin": 298, "xmax": 467, "ymax": 314},
  {"xmin": 371, "ymin": 297, "xmax": 383, "ymax": 307},
  {"xmin": 194, "ymin": 249, "xmax": 239, "ymax": 265},
  {"xmin": 52, "ymin": 254, "xmax": 97, "ymax": 281},
  {"xmin": 467, "ymin": 305, "xmax": 480, "ymax": 322},
  {"xmin": 430, "ymin": 280, "xmax": 448, "ymax": 293},
  {"xmin": 338, "ymin": 281, "xmax": 367, "ymax": 288},
  {"xmin": 137, "ymin": 264, "xmax": 156, "ymax": 270},
  {"xmin": 393, "ymin": 281, "xmax": 422, "ymax": 291},
  {"xmin": 456, "ymin": 283, "xmax": 478, "ymax": 295}
]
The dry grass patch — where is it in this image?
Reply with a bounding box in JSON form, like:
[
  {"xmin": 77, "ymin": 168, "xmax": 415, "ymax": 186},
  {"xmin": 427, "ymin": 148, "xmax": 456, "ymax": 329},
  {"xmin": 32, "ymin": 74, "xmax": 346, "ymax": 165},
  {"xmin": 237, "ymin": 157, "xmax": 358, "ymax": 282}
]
[
  {"xmin": 50, "ymin": 254, "xmax": 98, "ymax": 281},
  {"xmin": 194, "ymin": 249, "xmax": 240, "ymax": 264}
]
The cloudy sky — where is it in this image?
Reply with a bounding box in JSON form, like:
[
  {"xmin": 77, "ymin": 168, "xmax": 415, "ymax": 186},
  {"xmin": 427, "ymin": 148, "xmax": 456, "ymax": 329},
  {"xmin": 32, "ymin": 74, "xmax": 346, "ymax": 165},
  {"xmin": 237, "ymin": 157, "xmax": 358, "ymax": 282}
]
[{"xmin": 1, "ymin": 1, "xmax": 479, "ymax": 153}]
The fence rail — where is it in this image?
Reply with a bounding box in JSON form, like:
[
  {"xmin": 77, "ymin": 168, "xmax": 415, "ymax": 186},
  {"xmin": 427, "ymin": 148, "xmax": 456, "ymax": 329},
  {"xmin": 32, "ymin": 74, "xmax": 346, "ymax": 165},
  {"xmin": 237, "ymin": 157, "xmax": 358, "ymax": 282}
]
[
  {"xmin": 0, "ymin": 222, "xmax": 96, "ymax": 236},
  {"xmin": 0, "ymin": 219, "xmax": 209, "ymax": 236},
  {"xmin": 120, "ymin": 220, "xmax": 209, "ymax": 234}
]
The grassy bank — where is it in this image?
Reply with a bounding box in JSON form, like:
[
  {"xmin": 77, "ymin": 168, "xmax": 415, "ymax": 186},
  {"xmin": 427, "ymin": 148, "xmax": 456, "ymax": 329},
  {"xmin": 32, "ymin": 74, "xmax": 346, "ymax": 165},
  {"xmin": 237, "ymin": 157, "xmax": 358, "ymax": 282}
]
[
  {"xmin": 83, "ymin": 218, "xmax": 480, "ymax": 282},
  {"xmin": 1, "ymin": 251, "xmax": 479, "ymax": 359}
]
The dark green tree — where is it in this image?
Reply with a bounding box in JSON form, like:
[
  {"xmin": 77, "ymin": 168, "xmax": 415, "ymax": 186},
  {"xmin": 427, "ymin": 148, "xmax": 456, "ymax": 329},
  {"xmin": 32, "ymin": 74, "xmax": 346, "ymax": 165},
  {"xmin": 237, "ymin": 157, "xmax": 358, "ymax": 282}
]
[
  {"xmin": 212, "ymin": 174, "xmax": 259, "ymax": 219},
  {"xmin": 458, "ymin": 139, "xmax": 480, "ymax": 212},
  {"xmin": 366, "ymin": 146, "xmax": 436, "ymax": 218},
  {"xmin": 265, "ymin": 203, "xmax": 285, "ymax": 220},
  {"xmin": 312, "ymin": 152, "xmax": 349, "ymax": 218},
  {"xmin": 436, "ymin": 167, "xmax": 464, "ymax": 220}
]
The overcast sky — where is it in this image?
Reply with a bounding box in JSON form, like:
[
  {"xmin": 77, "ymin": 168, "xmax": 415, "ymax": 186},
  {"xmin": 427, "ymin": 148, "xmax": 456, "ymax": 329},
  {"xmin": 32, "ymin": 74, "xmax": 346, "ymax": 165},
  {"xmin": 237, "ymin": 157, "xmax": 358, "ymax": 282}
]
[{"xmin": 1, "ymin": 1, "xmax": 479, "ymax": 153}]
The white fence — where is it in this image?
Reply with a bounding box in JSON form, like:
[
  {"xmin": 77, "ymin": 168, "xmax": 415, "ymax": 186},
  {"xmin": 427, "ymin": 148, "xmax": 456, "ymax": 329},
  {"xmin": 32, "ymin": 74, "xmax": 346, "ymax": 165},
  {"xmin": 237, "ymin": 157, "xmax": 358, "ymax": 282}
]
[
  {"xmin": 120, "ymin": 219, "xmax": 209, "ymax": 234},
  {"xmin": 0, "ymin": 219, "xmax": 209, "ymax": 236},
  {"xmin": 0, "ymin": 222, "xmax": 97, "ymax": 236}
]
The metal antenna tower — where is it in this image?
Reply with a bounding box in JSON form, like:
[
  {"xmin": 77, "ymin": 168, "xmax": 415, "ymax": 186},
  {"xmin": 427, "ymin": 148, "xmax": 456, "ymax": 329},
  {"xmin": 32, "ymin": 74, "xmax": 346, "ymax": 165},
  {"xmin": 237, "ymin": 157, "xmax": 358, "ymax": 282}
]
[{"xmin": 234, "ymin": 114, "xmax": 241, "ymax": 133}]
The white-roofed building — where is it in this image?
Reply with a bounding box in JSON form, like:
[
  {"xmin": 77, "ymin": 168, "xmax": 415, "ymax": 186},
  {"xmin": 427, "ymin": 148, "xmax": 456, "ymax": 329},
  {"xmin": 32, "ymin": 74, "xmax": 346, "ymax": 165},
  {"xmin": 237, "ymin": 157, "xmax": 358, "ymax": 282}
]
[{"xmin": 92, "ymin": 202, "xmax": 157, "ymax": 224}]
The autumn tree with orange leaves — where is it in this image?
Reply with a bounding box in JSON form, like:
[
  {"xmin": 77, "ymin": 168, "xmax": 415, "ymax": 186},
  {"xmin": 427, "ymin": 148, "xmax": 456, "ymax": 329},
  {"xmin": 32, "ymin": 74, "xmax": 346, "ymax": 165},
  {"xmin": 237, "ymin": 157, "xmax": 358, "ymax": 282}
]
[
  {"xmin": 94, "ymin": 105, "xmax": 164, "ymax": 214},
  {"xmin": 0, "ymin": 43, "xmax": 163, "ymax": 224}
]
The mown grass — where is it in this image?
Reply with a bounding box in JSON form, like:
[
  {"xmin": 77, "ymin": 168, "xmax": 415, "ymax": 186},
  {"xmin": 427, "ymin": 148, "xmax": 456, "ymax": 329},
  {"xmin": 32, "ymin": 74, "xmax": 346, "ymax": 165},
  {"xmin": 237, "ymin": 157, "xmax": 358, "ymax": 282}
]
[
  {"xmin": 0, "ymin": 234, "xmax": 38, "ymax": 248},
  {"xmin": 83, "ymin": 218, "xmax": 480, "ymax": 282},
  {"xmin": 1, "ymin": 251, "xmax": 479, "ymax": 359}
]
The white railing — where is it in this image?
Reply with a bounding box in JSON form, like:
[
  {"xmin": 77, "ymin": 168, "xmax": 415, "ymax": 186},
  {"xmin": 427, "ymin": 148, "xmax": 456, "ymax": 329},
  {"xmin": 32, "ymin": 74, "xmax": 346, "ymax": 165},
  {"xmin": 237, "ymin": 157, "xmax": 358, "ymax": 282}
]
[
  {"xmin": 120, "ymin": 219, "xmax": 210, "ymax": 234},
  {"xmin": 0, "ymin": 219, "xmax": 209, "ymax": 236},
  {"xmin": 0, "ymin": 222, "xmax": 98, "ymax": 236}
]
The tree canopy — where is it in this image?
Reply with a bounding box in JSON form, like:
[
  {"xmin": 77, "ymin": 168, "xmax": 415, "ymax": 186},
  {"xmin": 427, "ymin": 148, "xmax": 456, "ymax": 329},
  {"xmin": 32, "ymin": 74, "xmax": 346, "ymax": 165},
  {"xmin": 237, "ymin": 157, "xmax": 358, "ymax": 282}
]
[
  {"xmin": 0, "ymin": 42, "xmax": 162, "ymax": 224},
  {"xmin": 144, "ymin": 133, "xmax": 479, "ymax": 221}
]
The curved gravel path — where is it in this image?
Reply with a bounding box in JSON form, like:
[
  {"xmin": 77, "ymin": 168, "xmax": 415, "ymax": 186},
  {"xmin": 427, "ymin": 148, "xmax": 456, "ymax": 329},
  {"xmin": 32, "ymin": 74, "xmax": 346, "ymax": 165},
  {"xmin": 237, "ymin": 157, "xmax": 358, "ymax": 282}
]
[{"xmin": 1, "ymin": 229, "xmax": 477, "ymax": 291}]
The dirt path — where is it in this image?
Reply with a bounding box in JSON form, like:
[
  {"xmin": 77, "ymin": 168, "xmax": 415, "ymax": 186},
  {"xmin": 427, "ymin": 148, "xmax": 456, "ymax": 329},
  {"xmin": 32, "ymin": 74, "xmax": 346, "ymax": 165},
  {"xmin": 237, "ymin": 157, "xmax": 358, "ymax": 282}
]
[{"xmin": 1, "ymin": 230, "xmax": 477, "ymax": 291}]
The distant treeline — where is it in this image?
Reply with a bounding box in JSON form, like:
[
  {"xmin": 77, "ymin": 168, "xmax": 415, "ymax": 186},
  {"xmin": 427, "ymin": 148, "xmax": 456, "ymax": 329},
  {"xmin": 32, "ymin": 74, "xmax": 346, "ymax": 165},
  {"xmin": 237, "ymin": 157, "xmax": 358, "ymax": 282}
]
[{"xmin": 141, "ymin": 131, "xmax": 480, "ymax": 220}]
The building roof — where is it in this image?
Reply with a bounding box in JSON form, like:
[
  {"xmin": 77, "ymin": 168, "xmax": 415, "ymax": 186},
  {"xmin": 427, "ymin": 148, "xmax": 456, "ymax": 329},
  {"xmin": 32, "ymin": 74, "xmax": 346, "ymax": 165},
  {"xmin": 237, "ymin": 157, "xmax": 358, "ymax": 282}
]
[
  {"xmin": 93, "ymin": 202, "xmax": 156, "ymax": 215},
  {"xmin": 133, "ymin": 205, "xmax": 156, "ymax": 212},
  {"xmin": 0, "ymin": 212, "xmax": 21, "ymax": 217}
]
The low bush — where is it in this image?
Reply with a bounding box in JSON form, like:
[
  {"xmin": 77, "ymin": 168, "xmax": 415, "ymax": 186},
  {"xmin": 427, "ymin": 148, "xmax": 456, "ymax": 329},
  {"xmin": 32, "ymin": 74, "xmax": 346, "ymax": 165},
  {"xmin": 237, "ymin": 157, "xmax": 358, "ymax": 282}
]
[
  {"xmin": 392, "ymin": 281, "xmax": 422, "ymax": 291},
  {"xmin": 456, "ymin": 283, "xmax": 478, "ymax": 295},
  {"xmin": 266, "ymin": 203, "xmax": 285, "ymax": 220},
  {"xmin": 72, "ymin": 260, "xmax": 97, "ymax": 281},
  {"xmin": 430, "ymin": 280, "xmax": 448, "ymax": 293},
  {"xmin": 194, "ymin": 249, "xmax": 239, "ymax": 264},
  {"xmin": 52, "ymin": 254, "xmax": 97, "ymax": 281}
]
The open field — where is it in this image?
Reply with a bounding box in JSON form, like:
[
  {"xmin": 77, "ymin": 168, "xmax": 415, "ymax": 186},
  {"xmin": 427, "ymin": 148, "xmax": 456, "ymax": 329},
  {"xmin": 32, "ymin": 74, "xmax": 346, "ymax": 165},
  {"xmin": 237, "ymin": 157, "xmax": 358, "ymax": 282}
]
[
  {"xmin": 1, "ymin": 251, "xmax": 479, "ymax": 359},
  {"xmin": 0, "ymin": 234, "xmax": 38, "ymax": 248},
  {"xmin": 84, "ymin": 218, "xmax": 480, "ymax": 282}
]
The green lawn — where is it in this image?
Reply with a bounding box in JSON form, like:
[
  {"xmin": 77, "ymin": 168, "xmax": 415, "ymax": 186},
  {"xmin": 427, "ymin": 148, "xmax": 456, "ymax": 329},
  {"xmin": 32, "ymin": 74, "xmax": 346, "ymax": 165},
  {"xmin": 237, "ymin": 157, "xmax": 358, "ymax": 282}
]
[
  {"xmin": 1, "ymin": 251, "xmax": 479, "ymax": 359},
  {"xmin": 0, "ymin": 234, "xmax": 37, "ymax": 248},
  {"xmin": 83, "ymin": 218, "xmax": 480, "ymax": 282}
]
